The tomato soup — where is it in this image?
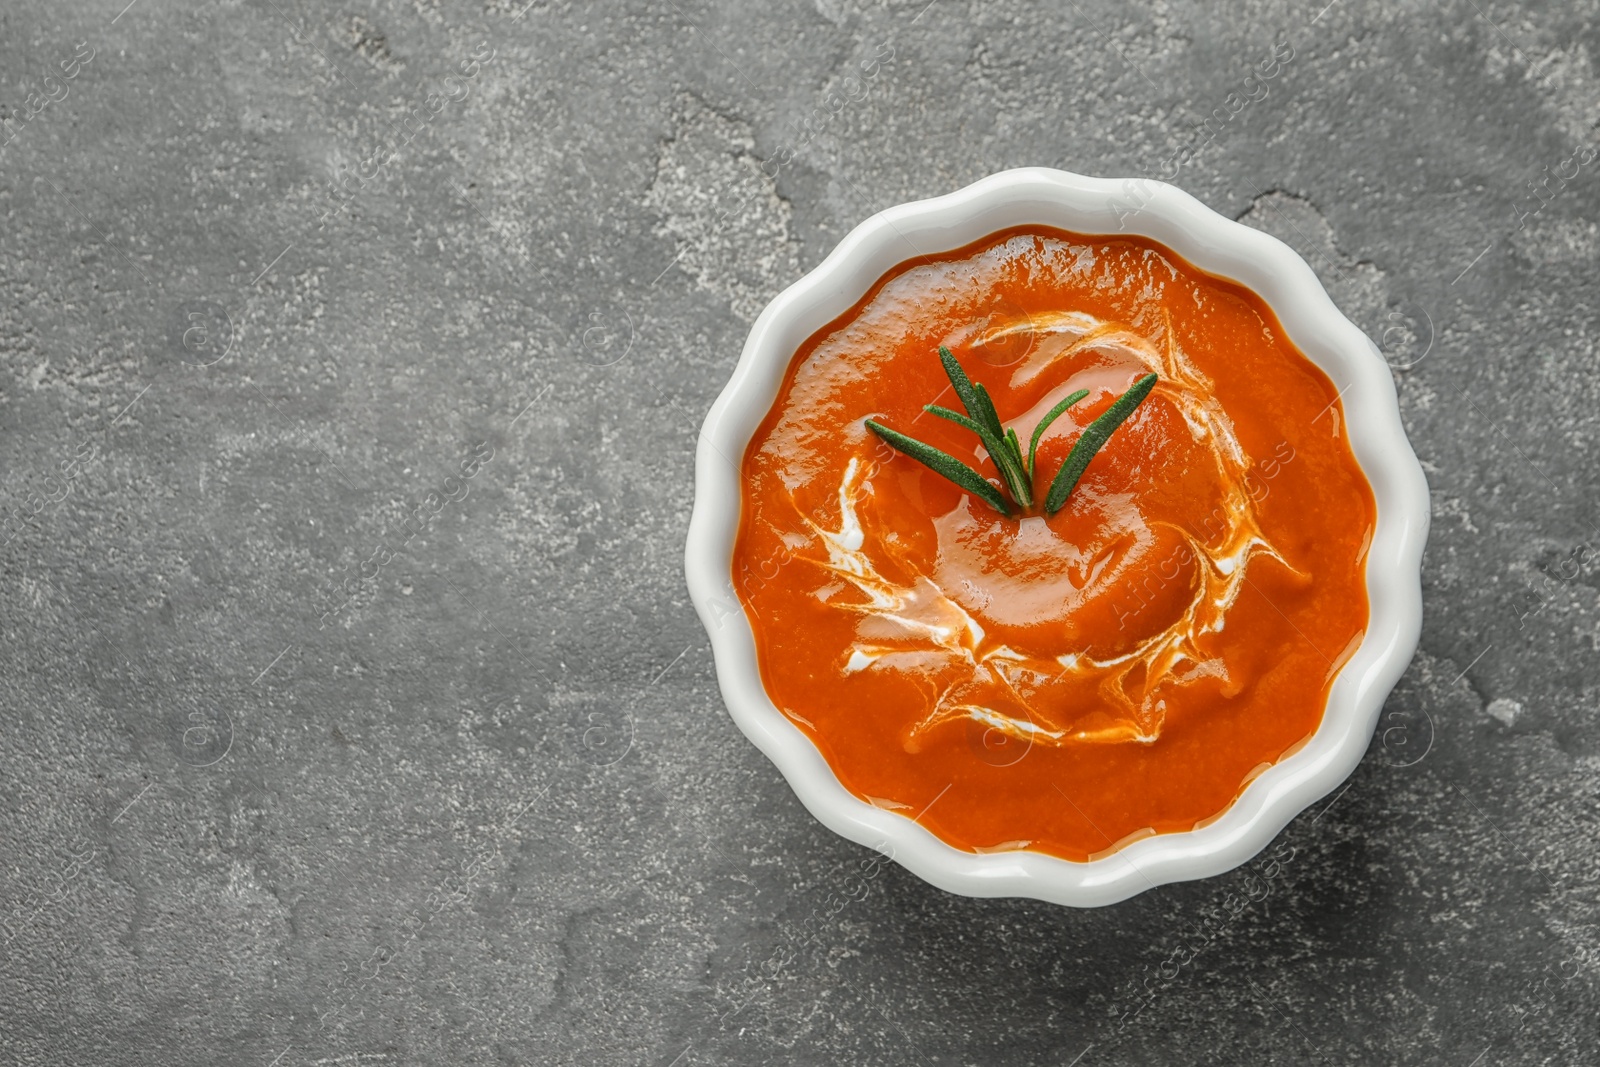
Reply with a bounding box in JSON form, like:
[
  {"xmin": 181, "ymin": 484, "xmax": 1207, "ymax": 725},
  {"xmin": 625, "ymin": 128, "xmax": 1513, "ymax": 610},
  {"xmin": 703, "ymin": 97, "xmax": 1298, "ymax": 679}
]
[{"xmin": 734, "ymin": 227, "xmax": 1375, "ymax": 861}]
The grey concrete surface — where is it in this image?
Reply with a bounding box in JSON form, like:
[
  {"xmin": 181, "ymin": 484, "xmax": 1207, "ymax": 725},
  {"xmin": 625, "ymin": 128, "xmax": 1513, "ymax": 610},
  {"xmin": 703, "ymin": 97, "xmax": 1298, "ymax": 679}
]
[{"xmin": 0, "ymin": 0, "xmax": 1596, "ymax": 1063}]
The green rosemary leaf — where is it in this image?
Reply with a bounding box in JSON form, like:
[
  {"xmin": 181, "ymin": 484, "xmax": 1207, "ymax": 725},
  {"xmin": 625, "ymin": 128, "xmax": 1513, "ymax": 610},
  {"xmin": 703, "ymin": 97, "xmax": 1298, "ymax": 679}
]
[
  {"xmin": 938, "ymin": 346, "xmax": 982, "ymax": 420},
  {"xmin": 924, "ymin": 404, "xmax": 985, "ymax": 436},
  {"xmin": 997, "ymin": 450, "xmax": 1033, "ymax": 508},
  {"xmin": 1044, "ymin": 373, "xmax": 1159, "ymax": 516},
  {"xmin": 1027, "ymin": 388, "xmax": 1090, "ymax": 477},
  {"xmin": 1001, "ymin": 427, "xmax": 1035, "ymax": 508},
  {"xmin": 1005, "ymin": 427, "xmax": 1030, "ymax": 487},
  {"xmin": 865, "ymin": 419, "xmax": 1012, "ymax": 515},
  {"xmin": 971, "ymin": 383, "xmax": 1006, "ymax": 442}
]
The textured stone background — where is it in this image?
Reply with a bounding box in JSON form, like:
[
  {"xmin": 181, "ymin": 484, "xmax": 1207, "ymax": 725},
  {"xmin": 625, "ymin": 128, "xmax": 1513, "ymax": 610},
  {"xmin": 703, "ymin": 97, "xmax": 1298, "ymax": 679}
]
[{"xmin": 1, "ymin": 0, "xmax": 1596, "ymax": 1063}]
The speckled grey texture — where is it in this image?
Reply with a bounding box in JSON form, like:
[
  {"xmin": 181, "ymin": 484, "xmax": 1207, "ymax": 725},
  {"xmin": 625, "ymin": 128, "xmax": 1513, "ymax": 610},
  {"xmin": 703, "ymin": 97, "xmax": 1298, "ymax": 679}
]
[{"xmin": 0, "ymin": 0, "xmax": 1596, "ymax": 1063}]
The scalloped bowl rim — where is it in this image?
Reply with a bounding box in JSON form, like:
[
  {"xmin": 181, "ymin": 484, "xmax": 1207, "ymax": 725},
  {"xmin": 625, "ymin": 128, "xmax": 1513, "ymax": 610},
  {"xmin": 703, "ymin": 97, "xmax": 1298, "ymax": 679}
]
[{"xmin": 684, "ymin": 167, "xmax": 1428, "ymax": 907}]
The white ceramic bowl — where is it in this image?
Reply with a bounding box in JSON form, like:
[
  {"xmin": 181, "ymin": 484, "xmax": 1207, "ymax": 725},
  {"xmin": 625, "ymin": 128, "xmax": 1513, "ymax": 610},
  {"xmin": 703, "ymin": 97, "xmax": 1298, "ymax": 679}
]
[{"xmin": 685, "ymin": 167, "xmax": 1428, "ymax": 906}]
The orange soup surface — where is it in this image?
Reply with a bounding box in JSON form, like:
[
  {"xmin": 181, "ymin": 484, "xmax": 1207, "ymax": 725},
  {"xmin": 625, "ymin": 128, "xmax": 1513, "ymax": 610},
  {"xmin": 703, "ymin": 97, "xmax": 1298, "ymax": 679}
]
[{"xmin": 735, "ymin": 227, "xmax": 1375, "ymax": 861}]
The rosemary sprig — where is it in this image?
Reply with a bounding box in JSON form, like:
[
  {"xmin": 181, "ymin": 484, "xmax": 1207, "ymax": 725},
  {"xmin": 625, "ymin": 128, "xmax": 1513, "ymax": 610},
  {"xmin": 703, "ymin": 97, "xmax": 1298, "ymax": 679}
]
[{"xmin": 864, "ymin": 346, "xmax": 1158, "ymax": 518}]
